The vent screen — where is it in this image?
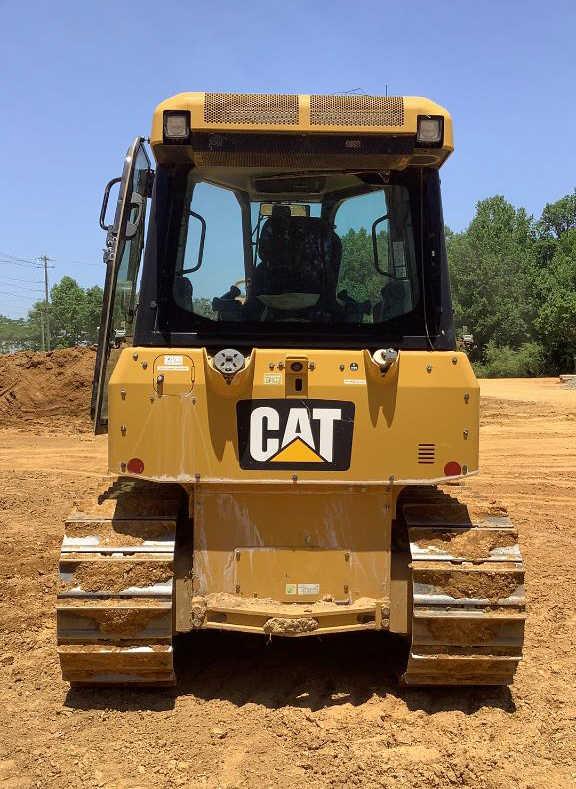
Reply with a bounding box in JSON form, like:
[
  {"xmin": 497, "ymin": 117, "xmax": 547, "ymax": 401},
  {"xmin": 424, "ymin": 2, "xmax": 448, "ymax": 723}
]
[
  {"xmin": 310, "ymin": 95, "xmax": 404, "ymax": 127},
  {"xmin": 194, "ymin": 152, "xmax": 406, "ymax": 169},
  {"xmin": 417, "ymin": 444, "xmax": 436, "ymax": 464},
  {"xmin": 204, "ymin": 93, "xmax": 299, "ymax": 126}
]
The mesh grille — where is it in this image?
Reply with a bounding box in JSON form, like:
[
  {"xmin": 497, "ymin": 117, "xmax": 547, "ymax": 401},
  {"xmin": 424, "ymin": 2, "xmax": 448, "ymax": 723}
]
[
  {"xmin": 194, "ymin": 152, "xmax": 406, "ymax": 168},
  {"xmin": 204, "ymin": 93, "xmax": 299, "ymax": 126},
  {"xmin": 417, "ymin": 444, "xmax": 436, "ymax": 464},
  {"xmin": 310, "ymin": 95, "xmax": 404, "ymax": 127}
]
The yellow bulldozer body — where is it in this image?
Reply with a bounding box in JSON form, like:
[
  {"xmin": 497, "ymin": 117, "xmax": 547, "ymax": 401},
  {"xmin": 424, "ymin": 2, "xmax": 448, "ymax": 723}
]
[
  {"xmin": 56, "ymin": 92, "xmax": 525, "ymax": 688},
  {"xmin": 107, "ymin": 347, "xmax": 478, "ymax": 636}
]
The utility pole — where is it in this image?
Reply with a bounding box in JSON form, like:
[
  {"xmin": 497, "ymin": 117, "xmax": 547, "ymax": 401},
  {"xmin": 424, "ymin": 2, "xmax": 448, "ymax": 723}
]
[{"xmin": 39, "ymin": 254, "xmax": 52, "ymax": 351}]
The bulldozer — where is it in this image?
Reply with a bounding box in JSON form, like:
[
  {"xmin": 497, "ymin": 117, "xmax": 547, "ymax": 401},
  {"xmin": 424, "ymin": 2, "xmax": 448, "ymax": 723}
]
[{"xmin": 57, "ymin": 92, "xmax": 525, "ymax": 687}]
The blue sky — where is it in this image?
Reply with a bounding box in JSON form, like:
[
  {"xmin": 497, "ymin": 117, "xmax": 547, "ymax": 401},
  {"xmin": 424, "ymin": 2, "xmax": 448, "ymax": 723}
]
[{"xmin": 1, "ymin": 0, "xmax": 575, "ymax": 317}]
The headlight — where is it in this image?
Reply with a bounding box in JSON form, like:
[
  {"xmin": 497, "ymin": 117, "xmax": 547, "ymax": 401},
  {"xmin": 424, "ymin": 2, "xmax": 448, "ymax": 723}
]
[
  {"xmin": 163, "ymin": 111, "xmax": 190, "ymax": 142},
  {"xmin": 416, "ymin": 115, "xmax": 443, "ymax": 146}
]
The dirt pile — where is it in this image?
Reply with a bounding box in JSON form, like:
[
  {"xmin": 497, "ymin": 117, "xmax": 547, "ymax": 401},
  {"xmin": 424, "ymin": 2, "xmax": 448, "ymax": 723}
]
[{"xmin": 0, "ymin": 347, "xmax": 95, "ymax": 429}]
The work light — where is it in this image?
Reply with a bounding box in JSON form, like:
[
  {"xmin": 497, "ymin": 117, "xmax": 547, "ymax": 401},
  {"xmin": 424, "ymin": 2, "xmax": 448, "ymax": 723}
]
[
  {"xmin": 416, "ymin": 115, "xmax": 443, "ymax": 146},
  {"xmin": 163, "ymin": 111, "xmax": 190, "ymax": 142}
]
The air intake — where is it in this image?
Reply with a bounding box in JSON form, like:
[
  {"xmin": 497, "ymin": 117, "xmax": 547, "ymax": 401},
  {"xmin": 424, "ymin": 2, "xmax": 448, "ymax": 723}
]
[
  {"xmin": 310, "ymin": 95, "xmax": 404, "ymax": 127},
  {"xmin": 417, "ymin": 444, "xmax": 436, "ymax": 464},
  {"xmin": 204, "ymin": 93, "xmax": 299, "ymax": 126}
]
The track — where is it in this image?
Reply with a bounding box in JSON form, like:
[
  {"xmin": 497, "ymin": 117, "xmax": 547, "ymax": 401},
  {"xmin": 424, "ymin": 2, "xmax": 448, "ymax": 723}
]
[
  {"xmin": 56, "ymin": 479, "xmax": 183, "ymax": 686},
  {"xmin": 400, "ymin": 487, "xmax": 525, "ymax": 686}
]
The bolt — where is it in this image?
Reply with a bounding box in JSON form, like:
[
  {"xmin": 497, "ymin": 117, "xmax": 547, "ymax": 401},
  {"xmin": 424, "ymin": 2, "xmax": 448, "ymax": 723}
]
[
  {"xmin": 132, "ymin": 352, "xmax": 138, "ymax": 361},
  {"xmin": 235, "ymin": 550, "xmax": 241, "ymax": 561},
  {"xmin": 120, "ymin": 425, "xmax": 127, "ymax": 436},
  {"xmin": 309, "ymin": 361, "xmax": 315, "ymax": 371},
  {"xmin": 235, "ymin": 584, "xmax": 240, "ymax": 594},
  {"xmin": 426, "ymin": 364, "xmax": 432, "ymax": 373},
  {"xmin": 345, "ymin": 552, "xmax": 350, "ymax": 562},
  {"xmin": 278, "ymin": 362, "xmax": 285, "ymax": 370},
  {"xmin": 463, "ymin": 429, "xmax": 469, "ymax": 440},
  {"xmin": 452, "ymin": 357, "xmax": 458, "ymax": 365},
  {"xmin": 464, "ymin": 392, "xmax": 470, "ymax": 403},
  {"xmin": 292, "ymin": 474, "xmax": 298, "ymax": 483},
  {"xmin": 462, "ymin": 464, "xmax": 468, "ymax": 474},
  {"xmin": 339, "ymin": 363, "xmax": 345, "ymax": 371},
  {"xmin": 343, "ymin": 585, "xmax": 349, "ymax": 594},
  {"xmin": 120, "ymin": 462, "xmax": 127, "ymax": 472},
  {"xmin": 195, "ymin": 473, "xmax": 201, "ymax": 482},
  {"xmin": 388, "ymin": 475, "xmax": 395, "ymax": 484},
  {"xmin": 157, "ymin": 374, "xmax": 164, "ymax": 384},
  {"xmin": 142, "ymin": 361, "xmax": 148, "ymax": 369},
  {"xmin": 269, "ymin": 362, "xmax": 275, "ymax": 370},
  {"xmin": 120, "ymin": 389, "xmax": 126, "ymax": 400}
]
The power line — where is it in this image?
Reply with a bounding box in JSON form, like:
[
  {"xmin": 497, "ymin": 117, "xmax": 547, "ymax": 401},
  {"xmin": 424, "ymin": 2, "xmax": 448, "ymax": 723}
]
[
  {"xmin": 0, "ymin": 289, "xmax": 43, "ymax": 300},
  {"xmin": 0, "ymin": 251, "xmax": 42, "ymax": 265},
  {"xmin": 0, "ymin": 251, "xmax": 38, "ymax": 262},
  {"xmin": 0, "ymin": 258, "xmax": 44, "ymax": 269},
  {"xmin": 0, "ymin": 277, "xmax": 42, "ymax": 285}
]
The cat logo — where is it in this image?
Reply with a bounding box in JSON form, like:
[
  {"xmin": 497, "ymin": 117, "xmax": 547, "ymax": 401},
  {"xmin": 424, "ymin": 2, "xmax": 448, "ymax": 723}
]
[{"xmin": 237, "ymin": 400, "xmax": 355, "ymax": 471}]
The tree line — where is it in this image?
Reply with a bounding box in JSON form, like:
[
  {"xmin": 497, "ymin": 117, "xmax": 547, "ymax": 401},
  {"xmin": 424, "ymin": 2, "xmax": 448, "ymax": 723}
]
[
  {"xmin": 0, "ymin": 277, "xmax": 103, "ymax": 353},
  {"xmin": 447, "ymin": 191, "xmax": 576, "ymax": 376},
  {"xmin": 1, "ymin": 189, "xmax": 574, "ymax": 375}
]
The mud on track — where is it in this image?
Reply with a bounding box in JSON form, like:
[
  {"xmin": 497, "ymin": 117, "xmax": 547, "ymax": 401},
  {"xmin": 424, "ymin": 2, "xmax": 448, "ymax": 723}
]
[{"xmin": 0, "ymin": 377, "xmax": 575, "ymax": 788}]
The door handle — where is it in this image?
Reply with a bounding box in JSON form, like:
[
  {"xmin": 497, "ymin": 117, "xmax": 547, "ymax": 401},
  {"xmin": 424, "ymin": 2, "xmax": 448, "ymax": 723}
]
[{"xmin": 99, "ymin": 177, "xmax": 122, "ymax": 231}]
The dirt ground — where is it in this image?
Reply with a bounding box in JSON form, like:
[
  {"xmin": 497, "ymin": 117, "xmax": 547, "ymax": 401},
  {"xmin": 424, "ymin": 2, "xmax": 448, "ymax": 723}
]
[{"xmin": 0, "ymin": 365, "xmax": 575, "ymax": 787}]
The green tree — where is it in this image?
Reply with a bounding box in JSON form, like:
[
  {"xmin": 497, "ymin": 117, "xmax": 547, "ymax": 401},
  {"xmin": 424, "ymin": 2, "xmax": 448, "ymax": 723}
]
[
  {"xmin": 193, "ymin": 297, "xmax": 216, "ymax": 319},
  {"xmin": 534, "ymin": 228, "xmax": 576, "ymax": 371},
  {"xmin": 447, "ymin": 196, "xmax": 538, "ymax": 357},
  {"xmin": 48, "ymin": 276, "xmax": 89, "ymax": 346},
  {"xmin": 540, "ymin": 191, "xmax": 576, "ymax": 238},
  {"xmin": 338, "ymin": 227, "xmax": 386, "ymax": 304},
  {"xmin": 26, "ymin": 277, "xmax": 104, "ymax": 349},
  {"xmin": 84, "ymin": 285, "xmax": 104, "ymax": 343}
]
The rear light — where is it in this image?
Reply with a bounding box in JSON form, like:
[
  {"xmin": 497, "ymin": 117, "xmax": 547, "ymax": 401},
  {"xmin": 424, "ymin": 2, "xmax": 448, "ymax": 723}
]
[
  {"xmin": 127, "ymin": 457, "xmax": 145, "ymax": 474},
  {"xmin": 443, "ymin": 461, "xmax": 462, "ymax": 477},
  {"xmin": 416, "ymin": 115, "xmax": 444, "ymax": 147},
  {"xmin": 163, "ymin": 111, "xmax": 190, "ymax": 142}
]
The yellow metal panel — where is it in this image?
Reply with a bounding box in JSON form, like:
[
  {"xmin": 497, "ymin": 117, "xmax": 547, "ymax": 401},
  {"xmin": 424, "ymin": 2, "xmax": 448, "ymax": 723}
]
[
  {"xmin": 191, "ymin": 485, "xmax": 393, "ymax": 603},
  {"xmin": 108, "ymin": 349, "xmax": 478, "ymax": 484},
  {"xmin": 150, "ymin": 92, "xmax": 453, "ymax": 166},
  {"xmin": 234, "ymin": 548, "xmax": 351, "ymax": 602}
]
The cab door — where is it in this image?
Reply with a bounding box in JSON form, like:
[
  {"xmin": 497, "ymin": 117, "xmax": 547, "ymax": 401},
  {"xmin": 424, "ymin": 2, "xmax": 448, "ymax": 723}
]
[{"xmin": 91, "ymin": 137, "xmax": 152, "ymax": 434}]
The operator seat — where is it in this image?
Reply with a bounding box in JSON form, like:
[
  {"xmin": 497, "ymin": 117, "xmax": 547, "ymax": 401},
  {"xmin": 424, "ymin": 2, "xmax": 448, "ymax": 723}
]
[
  {"xmin": 173, "ymin": 273, "xmax": 194, "ymax": 311},
  {"xmin": 373, "ymin": 278, "xmax": 413, "ymax": 322},
  {"xmin": 250, "ymin": 206, "xmax": 342, "ymax": 319}
]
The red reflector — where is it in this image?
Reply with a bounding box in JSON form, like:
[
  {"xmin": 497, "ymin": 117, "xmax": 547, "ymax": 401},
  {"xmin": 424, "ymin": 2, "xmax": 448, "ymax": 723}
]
[
  {"xmin": 127, "ymin": 457, "xmax": 144, "ymax": 474},
  {"xmin": 443, "ymin": 461, "xmax": 462, "ymax": 477}
]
